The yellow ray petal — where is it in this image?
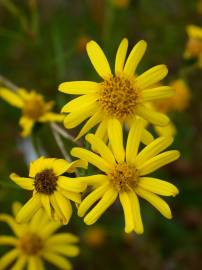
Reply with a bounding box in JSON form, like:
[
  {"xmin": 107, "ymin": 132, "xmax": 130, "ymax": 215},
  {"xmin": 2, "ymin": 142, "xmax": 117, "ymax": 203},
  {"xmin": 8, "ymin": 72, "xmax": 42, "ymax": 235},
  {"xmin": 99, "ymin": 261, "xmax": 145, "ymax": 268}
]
[
  {"xmin": 39, "ymin": 112, "xmax": 64, "ymax": 123},
  {"xmin": 63, "ymin": 102, "xmax": 97, "ymax": 129},
  {"xmin": 84, "ymin": 188, "xmax": 118, "ymax": 225},
  {"xmin": 52, "ymin": 159, "xmax": 70, "ymax": 176},
  {"xmin": 48, "ymin": 244, "xmax": 79, "ymax": 257},
  {"xmin": 138, "ymin": 150, "xmax": 180, "ymax": 175},
  {"xmin": 128, "ymin": 191, "xmax": 144, "ymax": 234},
  {"xmin": 78, "ymin": 183, "xmax": 109, "ymax": 217},
  {"xmin": 59, "ymin": 81, "xmax": 99, "ymax": 94},
  {"xmin": 16, "ymin": 195, "xmax": 41, "ymax": 223},
  {"xmin": 124, "ymin": 40, "xmax": 147, "ymax": 76},
  {"xmin": 54, "ymin": 191, "xmax": 72, "ymax": 225},
  {"xmin": 142, "ymin": 86, "xmax": 174, "ymax": 101},
  {"xmin": 126, "ymin": 118, "xmax": 144, "ymax": 164},
  {"xmin": 71, "ymin": 148, "xmax": 111, "ymax": 173},
  {"xmin": 40, "ymin": 195, "xmax": 52, "ymax": 219},
  {"xmin": 12, "ymin": 202, "xmax": 22, "ymax": 217},
  {"xmin": 136, "ymin": 104, "xmax": 170, "ymax": 126},
  {"xmin": 141, "ymin": 128, "xmax": 154, "ymax": 145},
  {"xmin": 155, "ymin": 122, "xmax": 176, "ymax": 137},
  {"xmin": 42, "ymin": 252, "xmax": 72, "ymax": 270},
  {"xmin": 75, "ymin": 110, "xmax": 103, "ymax": 140},
  {"xmin": 29, "ymin": 157, "xmax": 46, "ymax": 177},
  {"xmin": 58, "ymin": 176, "xmax": 87, "ymax": 193},
  {"xmin": 41, "ymin": 222, "xmax": 61, "ymax": 239},
  {"xmin": 27, "ymin": 257, "xmax": 40, "ymax": 270},
  {"xmin": 50, "ymin": 194, "xmax": 66, "ymax": 224},
  {"xmin": 135, "ymin": 136, "xmax": 174, "ymax": 166},
  {"xmin": 136, "ymin": 64, "xmax": 168, "ymax": 89},
  {"xmin": 59, "ymin": 188, "xmax": 81, "ymax": 203},
  {"xmin": 86, "ymin": 40, "xmax": 112, "ymax": 79},
  {"xmin": 95, "ymin": 119, "xmax": 108, "ymax": 140},
  {"xmin": 0, "ymin": 214, "xmax": 22, "ymax": 236},
  {"xmin": 86, "ymin": 133, "xmax": 116, "ymax": 164},
  {"xmin": 115, "ymin": 38, "xmax": 128, "ymax": 74},
  {"xmin": 66, "ymin": 159, "xmax": 88, "ymax": 173},
  {"xmin": 135, "ymin": 187, "xmax": 172, "ymax": 219},
  {"xmin": 0, "ymin": 249, "xmax": 19, "ymax": 270},
  {"xmin": 10, "ymin": 173, "xmax": 34, "ymax": 190},
  {"xmin": 47, "ymin": 233, "xmax": 78, "ymax": 245},
  {"xmin": 0, "ymin": 236, "xmax": 18, "ymax": 246},
  {"xmin": 108, "ymin": 118, "xmax": 125, "ymax": 163},
  {"xmin": 119, "ymin": 192, "xmax": 134, "ymax": 233},
  {"xmin": 138, "ymin": 177, "xmax": 179, "ymax": 197},
  {"xmin": 11, "ymin": 255, "xmax": 27, "ymax": 270},
  {"xmin": 19, "ymin": 117, "xmax": 34, "ymax": 137},
  {"xmin": 61, "ymin": 94, "xmax": 97, "ymax": 113},
  {"xmin": 75, "ymin": 175, "xmax": 108, "ymax": 187},
  {"xmin": 0, "ymin": 87, "xmax": 23, "ymax": 108}
]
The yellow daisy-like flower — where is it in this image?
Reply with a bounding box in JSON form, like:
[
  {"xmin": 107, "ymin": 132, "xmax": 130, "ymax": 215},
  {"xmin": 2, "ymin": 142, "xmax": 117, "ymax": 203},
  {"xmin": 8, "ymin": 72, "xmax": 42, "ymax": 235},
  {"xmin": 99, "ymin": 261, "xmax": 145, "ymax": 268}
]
[
  {"xmin": 59, "ymin": 38, "xmax": 173, "ymax": 141},
  {"xmin": 0, "ymin": 87, "xmax": 64, "ymax": 137},
  {"xmin": 184, "ymin": 25, "xmax": 202, "ymax": 66},
  {"xmin": 71, "ymin": 119, "xmax": 180, "ymax": 234},
  {"xmin": 0, "ymin": 202, "xmax": 79, "ymax": 270},
  {"xmin": 10, "ymin": 157, "xmax": 87, "ymax": 224}
]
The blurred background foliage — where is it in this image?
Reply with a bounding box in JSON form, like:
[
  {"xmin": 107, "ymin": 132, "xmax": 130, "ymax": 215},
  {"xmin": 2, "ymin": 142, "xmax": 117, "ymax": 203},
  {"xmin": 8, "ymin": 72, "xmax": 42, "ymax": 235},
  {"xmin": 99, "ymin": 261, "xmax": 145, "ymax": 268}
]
[{"xmin": 0, "ymin": 0, "xmax": 202, "ymax": 269}]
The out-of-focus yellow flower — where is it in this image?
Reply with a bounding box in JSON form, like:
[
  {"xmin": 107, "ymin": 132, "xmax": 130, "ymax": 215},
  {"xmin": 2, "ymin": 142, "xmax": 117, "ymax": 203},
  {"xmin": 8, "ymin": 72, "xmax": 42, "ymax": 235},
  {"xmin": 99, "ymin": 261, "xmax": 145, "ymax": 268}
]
[
  {"xmin": 0, "ymin": 87, "xmax": 64, "ymax": 137},
  {"xmin": 184, "ymin": 25, "xmax": 202, "ymax": 66},
  {"xmin": 59, "ymin": 38, "xmax": 173, "ymax": 143},
  {"xmin": 83, "ymin": 226, "xmax": 106, "ymax": 247},
  {"xmin": 77, "ymin": 35, "xmax": 91, "ymax": 54},
  {"xmin": 10, "ymin": 157, "xmax": 87, "ymax": 224},
  {"xmin": 0, "ymin": 202, "xmax": 79, "ymax": 270},
  {"xmin": 111, "ymin": 0, "xmax": 130, "ymax": 9},
  {"xmin": 153, "ymin": 79, "xmax": 191, "ymax": 113},
  {"xmin": 71, "ymin": 119, "xmax": 180, "ymax": 234}
]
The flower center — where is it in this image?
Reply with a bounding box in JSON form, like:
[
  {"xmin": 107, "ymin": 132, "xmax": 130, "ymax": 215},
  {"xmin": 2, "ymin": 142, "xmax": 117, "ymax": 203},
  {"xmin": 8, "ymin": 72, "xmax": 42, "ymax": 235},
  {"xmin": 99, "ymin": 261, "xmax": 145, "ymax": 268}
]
[
  {"xmin": 34, "ymin": 169, "xmax": 57, "ymax": 194},
  {"xmin": 19, "ymin": 233, "xmax": 43, "ymax": 255},
  {"xmin": 98, "ymin": 76, "xmax": 140, "ymax": 120},
  {"xmin": 108, "ymin": 162, "xmax": 139, "ymax": 192},
  {"xmin": 23, "ymin": 96, "xmax": 45, "ymax": 120}
]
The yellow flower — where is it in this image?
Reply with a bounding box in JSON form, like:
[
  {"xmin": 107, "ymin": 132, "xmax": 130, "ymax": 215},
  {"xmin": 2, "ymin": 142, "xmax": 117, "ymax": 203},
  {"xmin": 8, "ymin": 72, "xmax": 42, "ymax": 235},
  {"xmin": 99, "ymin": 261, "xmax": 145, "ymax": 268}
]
[
  {"xmin": 71, "ymin": 119, "xmax": 180, "ymax": 234},
  {"xmin": 59, "ymin": 38, "xmax": 173, "ymax": 141},
  {"xmin": 184, "ymin": 25, "xmax": 202, "ymax": 66},
  {"xmin": 153, "ymin": 79, "xmax": 191, "ymax": 113},
  {"xmin": 111, "ymin": 0, "xmax": 130, "ymax": 9},
  {"xmin": 0, "ymin": 202, "xmax": 79, "ymax": 270},
  {"xmin": 0, "ymin": 87, "xmax": 64, "ymax": 137},
  {"xmin": 10, "ymin": 157, "xmax": 87, "ymax": 224},
  {"xmin": 83, "ymin": 226, "xmax": 106, "ymax": 248}
]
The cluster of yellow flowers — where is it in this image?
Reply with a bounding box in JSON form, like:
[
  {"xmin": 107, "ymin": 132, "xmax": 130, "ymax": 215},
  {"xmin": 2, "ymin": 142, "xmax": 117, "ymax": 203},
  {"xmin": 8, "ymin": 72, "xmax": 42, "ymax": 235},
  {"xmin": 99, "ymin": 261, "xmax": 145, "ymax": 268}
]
[{"xmin": 0, "ymin": 38, "xmax": 189, "ymax": 269}]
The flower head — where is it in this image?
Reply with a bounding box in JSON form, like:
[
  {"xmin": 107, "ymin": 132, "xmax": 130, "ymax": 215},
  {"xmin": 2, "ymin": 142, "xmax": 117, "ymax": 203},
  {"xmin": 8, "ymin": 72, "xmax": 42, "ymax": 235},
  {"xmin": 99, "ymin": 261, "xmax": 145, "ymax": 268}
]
[
  {"xmin": 10, "ymin": 157, "xmax": 87, "ymax": 224},
  {"xmin": 71, "ymin": 119, "xmax": 180, "ymax": 234},
  {"xmin": 184, "ymin": 25, "xmax": 202, "ymax": 66},
  {"xmin": 59, "ymin": 38, "xmax": 173, "ymax": 141},
  {"xmin": 0, "ymin": 87, "xmax": 64, "ymax": 137},
  {"xmin": 0, "ymin": 202, "xmax": 79, "ymax": 270}
]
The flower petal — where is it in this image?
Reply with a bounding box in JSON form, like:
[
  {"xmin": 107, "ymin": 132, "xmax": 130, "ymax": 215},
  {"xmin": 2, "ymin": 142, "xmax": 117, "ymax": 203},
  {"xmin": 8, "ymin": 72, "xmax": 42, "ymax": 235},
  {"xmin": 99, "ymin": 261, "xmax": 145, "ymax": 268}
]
[
  {"xmin": 19, "ymin": 117, "xmax": 34, "ymax": 137},
  {"xmin": 75, "ymin": 175, "xmax": 108, "ymax": 187},
  {"xmin": 78, "ymin": 183, "xmax": 109, "ymax": 217},
  {"xmin": 42, "ymin": 252, "xmax": 72, "ymax": 270},
  {"xmin": 66, "ymin": 159, "xmax": 88, "ymax": 173},
  {"xmin": 108, "ymin": 118, "xmax": 125, "ymax": 163},
  {"xmin": 0, "ymin": 249, "xmax": 19, "ymax": 270},
  {"xmin": 126, "ymin": 118, "xmax": 144, "ymax": 164},
  {"xmin": 59, "ymin": 189, "xmax": 81, "ymax": 203},
  {"xmin": 138, "ymin": 150, "xmax": 180, "ymax": 175},
  {"xmin": 16, "ymin": 195, "xmax": 41, "ymax": 223},
  {"xmin": 40, "ymin": 195, "xmax": 52, "ymax": 219},
  {"xmin": 58, "ymin": 176, "xmax": 87, "ymax": 193},
  {"xmin": 39, "ymin": 112, "xmax": 64, "ymax": 122},
  {"xmin": 138, "ymin": 177, "xmax": 179, "ymax": 197},
  {"xmin": 86, "ymin": 41, "xmax": 112, "ymax": 79},
  {"xmin": 48, "ymin": 244, "xmax": 79, "ymax": 257},
  {"xmin": 54, "ymin": 191, "xmax": 72, "ymax": 225},
  {"xmin": 136, "ymin": 64, "xmax": 168, "ymax": 89},
  {"xmin": 47, "ymin": 233, "xmax": 79, "ymax": 245},
  {"xmin": 115, "ymin": 38, "xmax": 128, "ymax": 74},
  {"xmin": 10, "ymin": 173, "xmax": 34, "ymax": 190},
  {"xmin": 0, "ymin": 236, "xmax": 18, "ymax": 246},
  {"xmin": 86, "ymin": 133, "xmax": 116, "ymax": 165},
  {"xmin": 124, "ymin": 40, "xmax": 147, "ymax": 76},
  {"xmin": 0, "ymin": 87, "xmax": 23, "ymax": 108},
  {"xmin": 141, "ymin": 128, "xmax": 154, "ymax": 145},
  {"xmin": 128, "ymin": 191, "xmax": 143, "ymax": 234},
  {"xmin": 52, "ymin": 159, "xmax": 70, "ymax": 176},
  {"xmin": 135, "ymin": 187, "xmax": 172, "ymax": 219},
  {"xmin": 142, "ymin": 86, "xmax": 174, "ymax": 101},
  {"xmin": 136, "ymin": 104, "xmax": 170, "ymax": 126},
  {"xmin": 59, "ymin": 81, "xmax": 99, "ymax": 94},
  {"xmin": 135, "ymin": 136, "xmax": 174, "ymax": 166},
  {"xmin": 84, "ymin": 188, "xmax": 118, "ymax": 225},
  {"xmin": 119, "ymin": 192, "xmax": 134, "ymax": 233},
  {"xmin": 11, "ymin": 255, "xmax": 27, "ymax": 270},
  {"xmin": 71, "ymin": 148, "xmax": 111, "ymax": 173}
]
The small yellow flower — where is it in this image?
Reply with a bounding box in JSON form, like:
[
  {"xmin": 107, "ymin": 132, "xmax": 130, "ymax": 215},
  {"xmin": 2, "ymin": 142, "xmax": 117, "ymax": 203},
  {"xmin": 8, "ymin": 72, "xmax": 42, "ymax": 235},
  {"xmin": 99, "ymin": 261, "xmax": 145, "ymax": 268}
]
[
  {"xmin": 59, "ymin": 38, "xmax": 173, "ymax": 141},
  {"xmin": 0, "ymin": 87, "xmax": 64, "ymax": 137},
  {"xmin": 10, "ymin": 157, "xmax": 87, "ymax": 224},
  {"xmin": 83, "ymin": 226, "xmax": 106, "ymax": 248},
  {"xmin": 111, "ymin": 0, "xmax": 130, "ymax": 9},
  {"xmin": 71, "ymin": 119, "xmax": 180, "ymax": 234},
  {"xmin": 153, "ymin": 79, "xmax": 191, "ymax": 113},
  {"xmin": 0, "ymin": 202, "xmax": 79, "ymax": 270},
  {"xmin": 184, "ymin": 25, "xmax": 202, "ymax": 66}
]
